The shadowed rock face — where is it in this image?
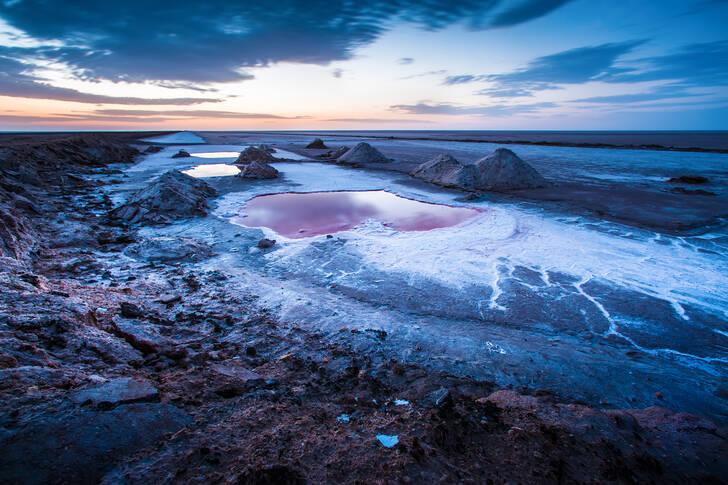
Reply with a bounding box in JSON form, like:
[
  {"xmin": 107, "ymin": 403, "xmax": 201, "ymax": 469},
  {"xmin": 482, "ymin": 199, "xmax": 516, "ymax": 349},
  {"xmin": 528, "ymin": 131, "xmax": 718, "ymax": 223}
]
[
  {"xmin": 109, "ymin": 170, "xmax": 217, "ymax": 224},
  {"xmin": 337, "ymin": 142, "xmax": 389, "ymax": 164},
  {"xmin": 235, "ymin": 146, "xmax": 275, "ymax": 165},
  {"xmin": 306, "ymin": 138, "xmax": 328, "ymax": 149},
  {"xmin": 171, "ymin": 149, "xmax": 191, "ymax": 158},
  {"xmin": 237, "ymin": 160, "xmax": 280, "ymax": 179},
  {"xmin": 411, "ymin": 148, "xmax": 547, "ymax": 191}
]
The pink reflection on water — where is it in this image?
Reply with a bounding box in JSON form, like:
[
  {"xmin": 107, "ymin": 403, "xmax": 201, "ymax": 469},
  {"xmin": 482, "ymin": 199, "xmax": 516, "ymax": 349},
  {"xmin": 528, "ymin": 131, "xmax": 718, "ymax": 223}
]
[{"xmin": 230, "ymin": 190, "xmax": 481, "ymax": 238}]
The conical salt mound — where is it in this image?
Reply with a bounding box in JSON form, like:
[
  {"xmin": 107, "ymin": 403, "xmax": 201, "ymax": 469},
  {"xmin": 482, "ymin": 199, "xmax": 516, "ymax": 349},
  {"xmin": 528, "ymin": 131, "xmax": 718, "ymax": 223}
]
[
  {"xmin": 337, "ymin": 142, "xmax": 389, "ymax": 164},
  {"xmin": 236, "ymin": 160, "xmax": 279, "ymax": 179},
  {"xmin": 235, "ymin": 146, "xmax": 275, "ymax": 165},
  {"xmin": 468, "ymin": 148, "xmax": 546, "ymax": 191},
  {"xmin": 306, "ymin": 138, "xmax": 327, "ymax": 149},
  {"xmin": 410, "ymin": 154, "xmax": 464, "ymax": 187}
]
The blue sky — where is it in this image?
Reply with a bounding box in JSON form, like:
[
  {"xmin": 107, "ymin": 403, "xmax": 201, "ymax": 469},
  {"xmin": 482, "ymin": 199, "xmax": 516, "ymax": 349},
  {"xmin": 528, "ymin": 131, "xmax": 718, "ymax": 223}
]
[{"xmin": 0, "ymin": 0, "xmax": 726, "ymax": 130}]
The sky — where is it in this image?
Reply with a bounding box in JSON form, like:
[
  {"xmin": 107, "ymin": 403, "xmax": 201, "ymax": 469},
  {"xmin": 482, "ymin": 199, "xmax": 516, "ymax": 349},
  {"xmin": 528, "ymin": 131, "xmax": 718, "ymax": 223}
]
[{"xmin": 0, "ymin": 0, "xmax": 727, "ymax": 131}]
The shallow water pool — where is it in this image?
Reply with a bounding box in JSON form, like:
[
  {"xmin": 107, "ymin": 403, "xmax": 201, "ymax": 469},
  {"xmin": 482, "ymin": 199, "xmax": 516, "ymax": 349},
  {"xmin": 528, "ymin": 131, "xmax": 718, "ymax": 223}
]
[{"xmin": 230, "ymin": 190, "xmax": 481, "ymax": 238}]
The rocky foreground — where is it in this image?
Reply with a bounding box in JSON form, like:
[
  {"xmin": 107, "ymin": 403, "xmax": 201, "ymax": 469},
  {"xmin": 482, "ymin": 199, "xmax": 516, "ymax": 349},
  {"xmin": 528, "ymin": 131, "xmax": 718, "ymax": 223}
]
[{"xmin": 0, "ymin": 134, "xmax": 726, "ymax": 484}]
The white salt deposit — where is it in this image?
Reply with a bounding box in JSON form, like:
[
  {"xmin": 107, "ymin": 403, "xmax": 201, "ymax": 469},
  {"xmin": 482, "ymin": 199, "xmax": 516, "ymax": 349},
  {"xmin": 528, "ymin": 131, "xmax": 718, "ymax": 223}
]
[{"xmin": 140, "ymin": 131, "xmax": 206, "ymax": 144}]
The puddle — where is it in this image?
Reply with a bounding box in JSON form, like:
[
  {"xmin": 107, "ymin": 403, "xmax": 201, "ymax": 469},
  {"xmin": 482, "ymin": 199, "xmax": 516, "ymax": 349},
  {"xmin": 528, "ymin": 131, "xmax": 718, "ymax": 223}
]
[
  {"xmin": 190, "ymin": 148, "xmax": 310, "ymax": 161},
  {"xmin": 229, "ymin": 190, "xmax": 481, "ymax": 238},
  {"xmin": 182, "ymin": 163, "xmax": 240, "ymax": 178}
]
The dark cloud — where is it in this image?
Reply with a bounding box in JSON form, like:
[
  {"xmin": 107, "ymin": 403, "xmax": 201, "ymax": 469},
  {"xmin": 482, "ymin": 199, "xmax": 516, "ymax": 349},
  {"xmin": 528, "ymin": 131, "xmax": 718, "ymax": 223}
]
[
  {"xmin": 0, "ymin": 55, "xmax": 221, "ymax": 104},
  {"xmin": 398, "ymin": 57, "xmax": 415, "ymax": 65},
  {"xmin": 451, "ymin": 40, "xmax": 728, "ymax": 101},
  {"xmin": 490, "ymin": 0, "xmax": 573, "ymax": 27},
  {"xmin": 390, "ymin": 101, "xmax": 555, "ymax": 116},
  {"xmin": 0, "ymin": 0, "xmax": 571, "ymax": 85},
  {"xmin": 94, "ymin": 109, "xmax": 309, "ymax": 119}
]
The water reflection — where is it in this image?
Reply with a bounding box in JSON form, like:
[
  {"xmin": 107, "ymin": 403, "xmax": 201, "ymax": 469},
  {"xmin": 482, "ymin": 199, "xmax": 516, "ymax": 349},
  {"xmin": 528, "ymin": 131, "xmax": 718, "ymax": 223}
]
[
  {"xmin": 182, "ymin": 164, "xmax": 240, "ymax": 177},
  {"xmin": 231, "ymin": 190, "xmax": 480, "ymax": 238}
]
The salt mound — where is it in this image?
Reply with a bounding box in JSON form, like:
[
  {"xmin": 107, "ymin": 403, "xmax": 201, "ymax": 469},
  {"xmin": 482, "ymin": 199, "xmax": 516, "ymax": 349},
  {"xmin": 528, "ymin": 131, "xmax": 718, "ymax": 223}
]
[
  {"xmin": 410, "ymin": 154, "xmax": 465, "ymax": 187},
  {"xmin": 337, "ymin": 142, "xmax": 389, "ymax": 164},
  {"xmin": 410, "ymin": 148, "xmax": 546, "ymax": 191},
  {"xmin": 306, "ymin": 138, "xmax": 328, "ymax": 149},
  {"xmin": 110, "ymin": 170, "xmax": 217, "ymax": 224},
  {"xmin": 235, "ymin": 146, "xmax": 275, "ymax": 165},
  {"xmin": 171, "ymin": 149, "xmax": 190, "ymax": 158},
  {"xmin": 237, "ymin": 160, "xmax": 279, "ymax": 179},
  {"xmin": 467, "ymin": 148, "xmax": 547, "ymax": 191}
]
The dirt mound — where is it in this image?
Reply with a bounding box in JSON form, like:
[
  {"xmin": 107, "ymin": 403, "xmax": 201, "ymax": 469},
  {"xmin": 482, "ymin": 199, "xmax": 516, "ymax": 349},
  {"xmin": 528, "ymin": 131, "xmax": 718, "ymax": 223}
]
[
  {"xmin": 337, "ymin": 142, "xmax": 389, "ymax": 165},
  {"xmin": 306, "ymin": 138, "xmax": 328, "ymax": 149},
  {"xmin": 236, "ymin": 146, "xmax": 275, "ymax": 165},
  {"xmin": 110, "ymin": 170, "xmax": 217, "ymax": 224}
]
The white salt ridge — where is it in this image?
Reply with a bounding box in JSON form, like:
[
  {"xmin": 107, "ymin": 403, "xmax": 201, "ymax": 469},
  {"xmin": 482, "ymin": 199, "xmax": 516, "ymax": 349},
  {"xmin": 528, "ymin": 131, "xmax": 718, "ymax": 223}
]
[{"xmin": 140, "ymin": 131, "xmax": 206, "ymax": 144}]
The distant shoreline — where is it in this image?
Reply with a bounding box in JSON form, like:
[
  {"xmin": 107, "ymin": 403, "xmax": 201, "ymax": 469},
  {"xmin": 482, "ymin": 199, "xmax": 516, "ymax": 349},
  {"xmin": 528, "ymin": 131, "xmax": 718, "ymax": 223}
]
[{"xmin": 241, "ymin": 130, "xmax": 728, "ymax": 154}]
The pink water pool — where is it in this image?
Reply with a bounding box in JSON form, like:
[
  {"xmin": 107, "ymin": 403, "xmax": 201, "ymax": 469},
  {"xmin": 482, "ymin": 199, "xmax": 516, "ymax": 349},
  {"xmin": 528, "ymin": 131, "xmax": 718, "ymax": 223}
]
[{"xmin": 230, "ymin": 190, "xmax": 481, "ymax": 238}]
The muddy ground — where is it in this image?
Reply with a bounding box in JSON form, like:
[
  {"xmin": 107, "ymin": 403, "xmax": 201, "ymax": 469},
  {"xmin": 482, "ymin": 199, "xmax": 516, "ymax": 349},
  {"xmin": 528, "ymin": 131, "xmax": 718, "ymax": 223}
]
[{"xmin": 0, "ymin": 133, "xmax": 726, "ymax": 484}]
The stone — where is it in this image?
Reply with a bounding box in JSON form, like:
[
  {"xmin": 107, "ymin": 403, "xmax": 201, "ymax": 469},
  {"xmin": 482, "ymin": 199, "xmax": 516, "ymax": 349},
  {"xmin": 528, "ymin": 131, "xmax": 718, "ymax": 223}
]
[
  {"xmin": 306, "ymin": 138, "xmax": 328, "ymax": 149},
  {"xmin": 109, "ymin": 170, "xmax": 217, "ymax": 224},
  {"xmin": 237, "ymin": 160, "xmax": 279, "ymax": 179},
  {"xmin": 211, "ymin": 362, "xmax": 262, "ymax": 384},
  {"xmin": 668, "ymin": 175, "xmax": 708, "ymax": 184},
  {"xmin": 419, "ymin": 387, "xmax": 452, "ymax": 409},
  {"xmin": 110, "ymin": 318, "xmax": 170, "ymax": 355},
  {"xmin": 337, "ymin": 142, "xmax": 389, "ymax": 164},
  {"xmin": 0, "ymin": 403, "xmax": 191, "ymax": 485},
  {"xmin": 124, "ymin": 236, "xmax": 213, "ymax": 263},
  {"xmin": 70, "ymin": 377, "xmax": 158, "ymax": 406},
  {"xmin": 235, "ymin": 146, "xmax": 275, "ymax": 165},
  {"xmin": 171, "ymin": 149, "xmax": 191, "ymax": 158},
  {"xmin": 257, "ymin": 238, "xmax": 276, "ymax": 249},
  {"xmin": 119, "ymin": 302, "xmax": 144, "ymax": 318},
  {"xmin": 144, "ymin": 145, "xmax": 163, "ymax": 154}
]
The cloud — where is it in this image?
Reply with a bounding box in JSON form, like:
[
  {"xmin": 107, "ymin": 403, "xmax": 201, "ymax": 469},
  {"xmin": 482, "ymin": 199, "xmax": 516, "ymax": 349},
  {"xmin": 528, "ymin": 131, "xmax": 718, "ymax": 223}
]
[
  {"xmin": 0, "ymin": 1, "xmax": 573, "ymax": 85},
  {"xmin": 451, "ymin": 39, "xmax": 728, "ymax": 101},
  {"xmin": 0, "ymin": 55, "xmax": 222, "ymax": 104},
  {"xmin": 572, "ymin": 86, "xmax": 698, "ymax": 104},
  {"xmin": 490, "ymin": 0, "xmax": 573, "ymax": 27},
  {"xmin": 323, "ymin": 117, "xmax": 431, "ymax": 122},
  {"xmin": 332, "ymin": 69, "xmax": 344, "ymax": 78},
  {"xmin": 398, "ymin": 57, "xmax": 415, "ymax": 65},
  {"xmin": 390, "ymin": 101, "xmax": 555, "ymax": 116},
  {"xmin": 93, "ymin": 109, "xmax": 309, "ymax": 119}
]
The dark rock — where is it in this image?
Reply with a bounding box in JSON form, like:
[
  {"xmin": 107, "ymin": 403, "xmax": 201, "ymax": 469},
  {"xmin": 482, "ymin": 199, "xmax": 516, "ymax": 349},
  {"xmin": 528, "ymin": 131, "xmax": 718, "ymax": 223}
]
[
  {"xmin": 120, "ymin": 301, "xmax": 144, "ymax": 318},
  {"xmin": 0, "ymin": 403, "xmax": 191, "ymax": 485},
  {"xmin": 125, "ymin": 236, "xmax": 213, "ymax": 263},
  {"xmin": 110, "ymin": 318, "xmax": 170, "ymax": 355},
  {"xmin": 235, "ymin": 146, "xmax": 275, "ymax": 165},
  {"xmin": 70, "ymin": 377, "xmax": 159, "ymax": 407},
  {"xmin": 0, "ymin": 207, "xmax": 36, "ymax": 259},
  {"xmin": 337, "ymin": 142, "xmax": 389, "ymax": 164},
  {"xmin": 211, "ymin": 362, "xmax": 262, "ymax": 385},
  {"xmin": 420, "ymin": 387, "xmax": 452, "ymax": 409},
  {"xmin": 258, "ymin": 238, "xmax": 276, "ymax": 249},
  {"xmin": 670, "ymin": 187, "xmax": 716, "ymax": 196},
  {"xmin": 237, "ymin": 160, "xmax": 279, "ymax": 179},
  {"xmin": 171, "ymin": 149, "xmax": 191, "ymax": 158},
  {"xmin": 258, "ymin": 144, "xmax": 276, "ymax": 154},
  {"xmin": 109, "ymin": 170, "xmax": 217, "ymax": 225},
  {"xmin": 668, "ymin": 175, "xmax": 709, "ymax": 184},
  {"xmin": 306, "ymin": 138, "xmax": 328, "ymax": 149},
  {"xmin": 144, "ymin": 145, "xmax": 164, "ymax": 154}
]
